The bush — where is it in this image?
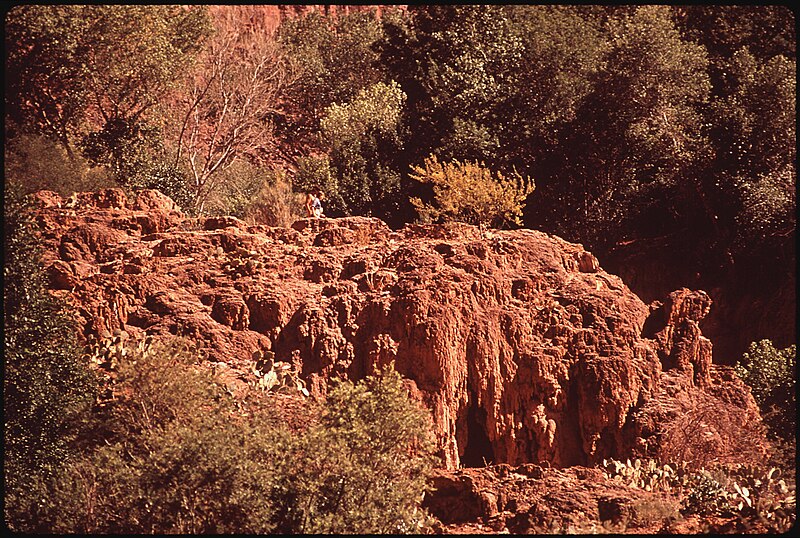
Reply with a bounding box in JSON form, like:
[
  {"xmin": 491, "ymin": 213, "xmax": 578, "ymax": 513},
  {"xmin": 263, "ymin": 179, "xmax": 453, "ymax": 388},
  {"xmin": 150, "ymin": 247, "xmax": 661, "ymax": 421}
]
[
  {"xmin": 273, "ymin": 366, "xmax": 438, "ymax": 534},
  {"xmin": 244, "ymin": 168, "xmax": 306, "ymax": 227},
  {"xmin": 734, "ymin": 339, "xmax": 796, "ymax": 443},
  {"xmin": 291, "ymin": 154, "xmax": 348, "ymax": 217},
  {"xmin": 131, "ymin": 160, "xmax": 195, "ymax": 214},
  {"xmin": 199, "ymin": 158, "xmax": 266, "ymax": 219},
  {"xmin": 410, "ymin": 154, "xmax": 534, "ymax": 228},
  {"xmin": 21, "ymin": 333, "xmax": 437, "ymax": 534},
  {"xmin": 320, "ymin": 81, "xmax": 407, "ymax": 219},
  {"xmin": 3, "ymin": 130, "xmax": 115, "ymax": 198},
  {"xmin": 37, "ymin": 337, "xmax": 288, "ymax": 534},
  {"xmin": 3, "ymin": 197, "xmax": 97, "ymax": 532}
]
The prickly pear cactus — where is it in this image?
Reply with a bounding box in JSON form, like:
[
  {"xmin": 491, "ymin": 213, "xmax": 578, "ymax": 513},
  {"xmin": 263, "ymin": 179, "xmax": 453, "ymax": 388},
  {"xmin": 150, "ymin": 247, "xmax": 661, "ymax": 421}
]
[
  {"xmin": 83, "ymin": 330, "xmax": 132, "ymax": 370},
  {"xmin": 600, "ymin": 458, "xmax": 689, "ymax": 492},
  {"xmin": 251, "ymin": 349, "xmax": 309, "ymax": 397}
]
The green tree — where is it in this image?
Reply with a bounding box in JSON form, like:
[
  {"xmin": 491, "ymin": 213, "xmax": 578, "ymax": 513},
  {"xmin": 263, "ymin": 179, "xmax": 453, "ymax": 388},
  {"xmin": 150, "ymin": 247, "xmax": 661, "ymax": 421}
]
[
  {"xmin": 706, "ymin": 49, "xmax": 796, "ymax": 252},
  {"xmin": 379, "ymin": 6, "xmax": 522, "ymax": 167},
  {"xmin": 277, "ymin": 9, "xmax": 387, "ymax": 143},
  {"xmin": 676, "ymin": 5, "xmax": 795, "ymax": 64},
  {"xmin": 244, "ymin": 167, "xmax": 306, "ymax": 227},
  {"xmin": 31, "ymin": 341, "xmax": 436, "ymax": 534},
  {"xmin": 3, "ymin": 196, "xmax": 96, "ymax": 532},
  {"xmin": 5, "ymin": 5, "xmax": 212, "ymax": 161},
  {"xmin": 499, "ymin": 5, "xmax": 608, "ymax": 171},
  {"xmin": 37, "ymin": 337, "xmax": 287, "ymax": 534},
  {"xmin": 734, "ymin": 340, "xmax": 796, "ymax": 444},
  {"xmin": 5, "ymin": 5, "xmax": 90, "ymax": 157},
  {"xmin": 547, "ymin": 6, "xmax": 711, "ymax": 251},
  {"xmin": 410, "ymin": 154, "xmax": 534, "ymax": 228},
  {"xmin": 3, "ymin": 128, "xmax": 115, "ymax": 198},
  {"xmin": 274, "ymin": 366, "xmax": 437, "ymax": 534},
  {"xmin": 320, "ymin": 80, "xmax": 407, "ymax": 218}
]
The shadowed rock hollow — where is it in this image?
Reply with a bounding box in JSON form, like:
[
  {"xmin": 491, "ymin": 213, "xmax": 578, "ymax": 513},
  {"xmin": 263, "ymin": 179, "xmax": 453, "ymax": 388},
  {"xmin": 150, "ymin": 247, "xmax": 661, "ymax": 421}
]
[{"xmin": 30, "ymin": 189, "xmax": 765, "ymax": 470}]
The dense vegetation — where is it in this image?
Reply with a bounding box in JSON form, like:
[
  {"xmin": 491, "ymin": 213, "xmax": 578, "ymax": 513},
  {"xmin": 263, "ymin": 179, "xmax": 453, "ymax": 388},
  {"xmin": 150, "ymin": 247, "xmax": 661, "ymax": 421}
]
[
  {"xmin": 734, "ymin": 340, "xmax": 796, "ymax": 447},
  {"xmin": 3, "ymin": 5, "xmax": 795, "ymax": 533},
  {"xmin": 5, "ymin": 6, "xmax": 794, "ymax": 238},
  {"xmin": 3, "ymin": 195, "xmax": 97, "ymax": 531},
  {"xmin": 4, "ymin": 324, "xmax": 436, "ymax": 532}
]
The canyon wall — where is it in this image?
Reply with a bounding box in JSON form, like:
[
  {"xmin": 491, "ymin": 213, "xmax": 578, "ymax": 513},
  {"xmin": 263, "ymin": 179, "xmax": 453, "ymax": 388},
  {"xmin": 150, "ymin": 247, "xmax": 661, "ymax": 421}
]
[{"xmin": 29, "ymin": 189, "xmax": 765, "ymax": 469}]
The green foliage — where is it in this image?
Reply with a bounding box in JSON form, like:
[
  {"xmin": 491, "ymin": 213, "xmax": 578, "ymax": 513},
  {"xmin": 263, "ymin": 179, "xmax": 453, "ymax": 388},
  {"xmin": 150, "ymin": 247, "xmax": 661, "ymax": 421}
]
[
  {"xmin": 5, "ymin": 4, "xmax": 209, "ymax": 214},
  {"xmin": 198, "ymin": 159, "xmax": 268, "ymax": 219},
  {"xmin": 12, "ymin": 332, "xmax": 437, "ymax": 534},
  {"xmin": 682, "ymin": 470, "xmax": 730, "ymax": 516},
  {"xmin": 37, "ymin": 337, "xmax": 287, "ymax": 534},
  {"xmin": 734, "ymin": 340, "xmax": 796, "ymax": 443},
  {"xmin": 677, "ymin": 5, "xmax": 795, "ymax": 62},
  {"xmin": 278, "ymin": 9, "xmax": 386, "ymax": 131},
  {"xmin": 549, "ymin": 5, "xmax": 711, "ymax": 249},
  {"xmin": 251, "ymin": 350, "xmax": 309, "ymax": 396},
  {"xmin": 79, "ymin": 118, "xmax": 193, "ymax": 207},
  {"xmin": 5, "ymin": 5, "xmax": 212, "ymax": 157},
  {"xmin": 134, "ymin": 161, "xmax": 195, "ymax": 214},
  {"xmin": 292, "ymin": 154, "xmax": 337, "ymax": 200},
  {"xmin": 322, "ymin": 81, "xmax": 406, "ymax": 146},
  {"xmin": 379, "ymin": 6, "xmax": 522, "ymax": 168},
  {"xmin": 320, "ymin": 81, "xmax": 407, "ymax": 218},
  {"xmin": 680, "ymin": 464, "xmax": 796, "ymax": 531},
  {"xmin": 707, "ymin": 49, "xmax": 796, "ymax": 250},
  {"xmin": 4, "ymin": 5, "xmax": 91, "ymax": 153},
  {"xmin": 3, "ymin": 197, "xmax": 97, "ymax": 532},
  {"xmin": 418, "ymin": 6, "xmax": 522, "ymax": 118},
  {"xmin": 79, "ymin": 5, "xmax": 211, "ymax": 122},
  {"xmin": 601, "ymin": 458, "xmax": 690, "ymax": 493},
  {"xmin": 244, "ymin": 168, "xmax": 306, "ymax": 227},
  {"xmin": 274, "ymin": 365, "xmax": 437, "ymax": 534},
  {"xmin": 410, "ymin": 155, "xmax": 534, "ymax": 228},
  {"xmin": 3, "ymin": 129, "xmax": 116, "ymax": 198}
]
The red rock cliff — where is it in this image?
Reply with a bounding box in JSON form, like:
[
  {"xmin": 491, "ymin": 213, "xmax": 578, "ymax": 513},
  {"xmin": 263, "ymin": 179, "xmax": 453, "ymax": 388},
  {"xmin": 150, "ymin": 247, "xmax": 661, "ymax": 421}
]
[{"xmin": 29, "ymin": 189, "xmax": 765, "ymax": 469}]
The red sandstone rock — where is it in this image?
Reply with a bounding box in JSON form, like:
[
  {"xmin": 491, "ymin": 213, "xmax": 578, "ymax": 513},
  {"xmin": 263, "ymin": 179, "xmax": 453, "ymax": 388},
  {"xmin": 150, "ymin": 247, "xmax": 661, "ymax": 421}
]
[{"xmin": 27, "ymin": 189, "xmax": 768, "ymax": 470}]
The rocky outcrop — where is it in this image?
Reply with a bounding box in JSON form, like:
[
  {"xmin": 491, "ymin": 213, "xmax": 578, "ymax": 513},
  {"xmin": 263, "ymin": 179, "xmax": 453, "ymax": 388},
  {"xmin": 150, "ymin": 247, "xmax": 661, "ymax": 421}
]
[
  {"xmin": 28, "ymin": 189, "xmax": 766, "ymax": 469},
  {"xmin": 422, "ymin": 463, "xmax": 777, "ymax": 534}
]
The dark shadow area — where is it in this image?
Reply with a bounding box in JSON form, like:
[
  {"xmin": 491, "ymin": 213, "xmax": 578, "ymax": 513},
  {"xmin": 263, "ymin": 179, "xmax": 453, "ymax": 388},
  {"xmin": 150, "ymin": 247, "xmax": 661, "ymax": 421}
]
[
  {"xmin": 642, "ymin": 301, "xmax": 667, "ymax": 339},
  {"xmin": 461, "ymin": 404, "xmax": 495, "ymax": 468}
]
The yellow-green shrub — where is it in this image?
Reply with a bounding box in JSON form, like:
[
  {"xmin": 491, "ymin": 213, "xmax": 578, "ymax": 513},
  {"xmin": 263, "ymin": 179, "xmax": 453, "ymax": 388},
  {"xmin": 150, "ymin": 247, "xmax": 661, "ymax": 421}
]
[{"xmin": 410, "ymin": 154, "xmax": 534, "ymax": 228}]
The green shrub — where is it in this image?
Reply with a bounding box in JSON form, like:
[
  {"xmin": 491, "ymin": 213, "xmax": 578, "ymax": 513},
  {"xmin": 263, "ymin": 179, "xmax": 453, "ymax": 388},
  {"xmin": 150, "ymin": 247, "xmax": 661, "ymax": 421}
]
[
  {"xmin": 410, "ymin": 154, "xmax": 534, "ymax": 228},
  {"xmin": 132, "ymin": 160, "xmax": 195, "ymax": 214},
  {"xmin": 681, "ymin": 470, "xmax": 729, "ymax": 516},
  {"xmin": 3, "ymin": 130, "xmax": 115, "ymax": 198},
  {"xmin": 244, "ymin": 168, "xmax": 306, "ymax": 227},
  {"xmin": 273, "ymin": 366, "xmax": 438, "ymax": 534},
  {"xmin": 3, "ymin": 197, "xmax": 97, "ymax": 532},
  {"xmin": 21, "ymin": 334, "xmax": 437, "ymax": 534},
  {"xmin": 734, "ymin": 339, "xmax": 796, "ymax": 443},
  {"xmin": 677, "ymin": 463, "xmax": 796, "ymax": 531},
  {"xmin": 319, "ymin": 81, "xmax": 407, "ymax": 219},
  {"xmin": 38, "ymin": 337, "xmax": 288, "ymax": 533},
  {"xmin": 292, "ymin": 154, "xmax": 347, "ymax": 216}
]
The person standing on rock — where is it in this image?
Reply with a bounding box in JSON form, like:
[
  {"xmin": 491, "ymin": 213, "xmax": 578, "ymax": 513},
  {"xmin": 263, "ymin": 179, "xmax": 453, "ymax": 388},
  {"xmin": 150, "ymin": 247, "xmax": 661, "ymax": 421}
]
[{"xmin": 306, "ymin": 188, "xmax": 324, "ymax": 218}]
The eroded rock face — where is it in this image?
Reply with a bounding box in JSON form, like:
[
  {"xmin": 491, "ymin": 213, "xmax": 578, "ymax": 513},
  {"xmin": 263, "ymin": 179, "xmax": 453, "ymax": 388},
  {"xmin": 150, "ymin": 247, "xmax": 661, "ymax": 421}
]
[{"xmin": 28, "ymin": 189, "xmax": 765, "ymax": 469}]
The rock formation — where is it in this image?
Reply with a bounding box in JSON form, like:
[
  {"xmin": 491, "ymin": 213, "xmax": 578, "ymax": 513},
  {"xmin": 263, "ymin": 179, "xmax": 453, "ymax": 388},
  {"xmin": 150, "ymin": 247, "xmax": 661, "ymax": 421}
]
[{"xmin": 29, "ymin": 189, "xmax": 766, "ymax": 470}]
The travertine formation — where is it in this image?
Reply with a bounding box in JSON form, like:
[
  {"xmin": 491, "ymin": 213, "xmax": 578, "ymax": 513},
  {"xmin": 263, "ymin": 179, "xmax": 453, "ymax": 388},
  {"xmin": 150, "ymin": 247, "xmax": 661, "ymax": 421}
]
[{"xmin": 29, "ymin": 189, "xmax": 764, "ymax": 470}]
